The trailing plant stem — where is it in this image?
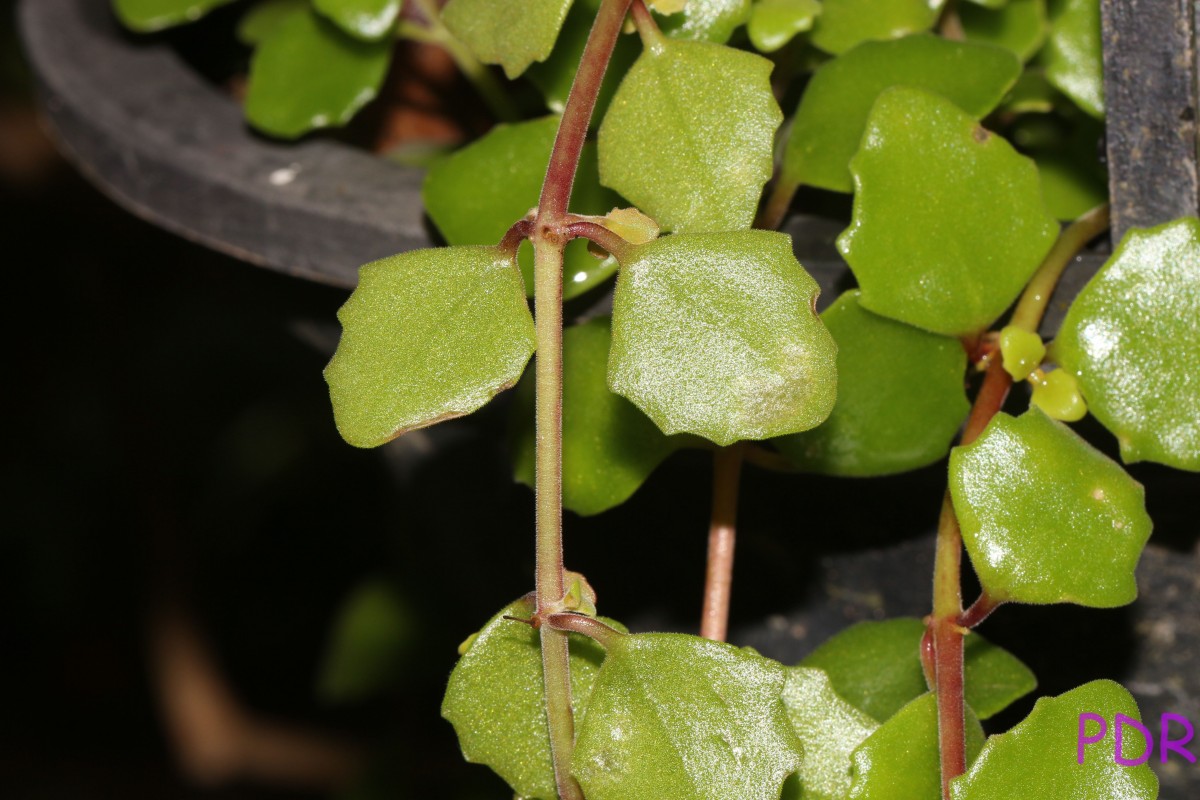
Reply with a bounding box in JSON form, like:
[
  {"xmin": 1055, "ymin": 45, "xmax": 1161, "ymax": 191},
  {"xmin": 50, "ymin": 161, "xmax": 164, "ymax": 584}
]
[
  {"xmin": 758, "ymin": 176, "xmax": 800, "ymax": 231},
  {"xmin": 1009, "ymin": 204, "xmax": 1111, "ymax": 333},
  {"xmin": 701, "ymin": 445, "xmax": 744, "ymax": 641}
]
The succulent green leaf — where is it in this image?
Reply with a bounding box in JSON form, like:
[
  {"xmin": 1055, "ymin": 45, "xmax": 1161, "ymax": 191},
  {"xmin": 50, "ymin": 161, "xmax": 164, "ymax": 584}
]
[
  {"xmin": 609, "ymin": 231, "xmax": 837, "ymax": 446},
  {"xmin": 657, "ymin": 0, "xmax": 753, "ymax": 42},
  {"xmin": 318, "ymin": 581, "xmax": 410, "ymax": 702},
  {"xmin": 960, "ymin": 0, "xmax": 1048, "ymax": 62},
  {"xmin": 442, "ymin": 598, "xmax": 626, "ymax": 800},
  {"xmin": 774, "ymin": 291, "xmax": 969, "ymax": 477},
  {"xmin": 237, "ymin": 0, "xmax": 307, "ymax": 45},
  {"xmin": 801, "ymin": 618, "xmax": 1036, "ymax": 722},
  {"xmin": 950, "ymin": 408, "xmax": 1153, "ymax": 606},
  {"xmin": 324, "ymin": 246, "xmax": 535, "ymax": 448},
  {"xmin": 999, "ymin": 325, "xmax": 1046, "ymax": 381},
  {"xmin": 783, "ymin": 35, "xmax": 1021, "ymax": 193},
  {"xmin": 1054, "ymin": 217, "xmax": 1200, "ymax": 470},
  {"xmin": 1042, "ymin": 0, "xmax": 1103, "ymax": 118},
  {"xmin": 598, "ymin": 38, "xmax": 782, "ymax": 232},
  {"xmin": 312, "ymin": 0, "xmax": 402, "ymax": 40},
  {"xmin": 245, "ymin": 6, "xmax": 392, "ymax": 139},
  {"xmin": 964, "ymin": 0, "xmax": 1008, "ymax": 8},
  {"xmin": 1035, "ymin": 150, "xmax": 1108, "ymax": 220},
  {"xmin": 423, "ymin": 116, "xmax": 621, "ymax": 300},
  {"xmin": 847, "ymin": 693, "xmax": 985, "ymax": 800},
  {"xmin": 780, "ymin": 666, "xmax": 879, "ymax": 800},
  {"xmin": 511, "ymin": 318, "xmax": 683, "ymax": 516},
  {"xmin": 572, "ymin": 633, "xmax": 803, "ymax": 800},
  {"xmin": 838, "ymin": 87, "xmax": 1058, "ymax": 336},
  {"xmin": 1029, "ymin": 368, "xmax": 1087, "ymax": 421},
  {"xmin": 809, "ymin": 0, "xmax": 944, "ymax": 55},
  {"xmin": 748, "ymin": 0, "xmax": 822, "ymax": 53},
  {"xmin": 951, "ymin": 681, "xmax": 1159, "ymax": 800},
  {"xmin": 113, "ymin": 0, "xmax": 235, "ymax": 31},
  {"xmin": 441, "ymin": 0, "xmax": 573, "ymax": 79}
]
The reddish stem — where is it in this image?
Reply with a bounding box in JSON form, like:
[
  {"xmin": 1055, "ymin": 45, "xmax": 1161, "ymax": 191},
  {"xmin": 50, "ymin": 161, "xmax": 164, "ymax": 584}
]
[
  {"xmin": 564, "ymin": 219, "xmax": 634, "ymax": 262},
  {"xmin": 545, "ymin": 613, "xmax": 627, "ymax": 649},
  {"xmin": 700, "ymin": 445, "xmax": 744, "ymax": 642},
  {"xmin": 962, "ymin": 358, "xmax": 1013, "ymax": 446},
  {"xmin": 931, "ymin": 494, "xmax": 968, "ymax": 799},
  {"xmin": 959, "ymin": 593, "xmax": 1003, "ymax": 629}
]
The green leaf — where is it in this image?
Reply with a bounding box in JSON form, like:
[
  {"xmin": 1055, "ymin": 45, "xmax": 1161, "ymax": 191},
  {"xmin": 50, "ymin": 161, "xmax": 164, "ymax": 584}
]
[
  {"xmin": 441, "ymin": 0, "xmax": 573, "ymax": 79},
  {"xmin": 846, "ymin": 693, "xmax": 985, "ymax": 800},
  {"xmin": 324, "ymin": 246, "xmax": 535, "ymax": 448},
  {"xmin": 801, "ymin": 618, "xmax": 1036, "ymax": 723},
  {"xmin": 656, "ymin": 0, "xmax": 753, "ymax": 43},
  {"xmin": 748, "ymin": 0, "xmax": 822, "ymax": 53},
  {"xmin": 1054, "ymin": 217, "xmax": 1200, "ymax": 471},
  {"xmin": 598, "ymin": 38, "xmax": 782, "ymax": 232},
  {"xmin": 950, "ymin": 408, "xmax": 1153, "ymax": 606},
  {"xmin": 1042, "ymin": 0, "xmax": 1103, "ymax": 118},
  {"xmin": 423, "ymin": 116, "xmax": 621, "ymax": 300},
  {"xmin": 1035, "ymin": 150, "xmax": 1108, "ymax": 220},
  {"xmin": 572, "ymin": 633, "xmax": 803, "ymax": 800},
  {"xmin": 838, "ymin": 87, "xmax": 1058, "ymax": 336},
  {"xmin": 245, "ymin": 6, "xmax": 392, "ymax": 139},
  {"xmin": 237, "ymin": 0, "xmax": 307, "ymax": 45},
  {"xmin": 951, "ymin": 681, "xmax": 1159, "ymax": 800},
  {"xmin": 609, "ymin": 231, "xmax": 837, "ymax": 446},
  {"xmin": 809, "ymin": 0, "xmax": 944, "ymax": 55},
  {"xmin": 780, "ymin": 667, "xmax": 879, "ymax": 800},
  {"xmin": 312, "ymin": 0, "xmax": 402, "ymax": 40},
  {"xmin": 782, "ymin": 35, "xmax": 1021, "ymax": 193},
  {"xmin": 113, "ymin": 0, "xmax": 235, "ymax": 31},
  {"xmin": 774, "ymin": 291, "xmax": 969, "ymax": 477},
  {"xmin": 960, "ymin": 0, "xmax": 1048, "ymax": 62},
  {"xmin": 511, "ymin": 318, "xmax": 683, "ymax": 516},
  {"xmin": 318, "ymin": 581, "xmax": 410, "ymax": 702},
  {"xmin": 442, "ymin": 598, "xmax": 626, "ymax": 800}
]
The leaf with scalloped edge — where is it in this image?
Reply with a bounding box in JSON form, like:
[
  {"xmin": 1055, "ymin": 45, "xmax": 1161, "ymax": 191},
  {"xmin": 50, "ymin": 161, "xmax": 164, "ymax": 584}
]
[
  {"xmin": 838, "ymin": 87, "xmax": 1058, "ymax": 336},
  {"xmin": 113, "ymin": 0, "xmax": 236, "ymax": 31},
  {"xmin": 960, "ymin": 0, "xmax": 1048, "ymax": 62},
  {"xmin": 572, "ymin": 633, "xmax": 803, "ymax": 800},
  {"xmin": 442, "ymin": 598, "xmax": 626, "ymax": 800},
  {"xmin": 325, "ymin": 246, "xmax": 535, "ymax": 448},
  {"xmin": 609, "ymin": 231, "xmax": 837, "ymax": 446},
  {"xmin": 950, "ymin": 408, "xmax": 1153, "ymax": 606},
  {"xmin": 1053, "ymin": 217, "xmax": 1200, "ymax": 471},
  {"xmin": 784, "ymin": 36, "xmax": 1021, "ymax": 194},
  {"xmin": 442, "ymin": 0, "xmax": 572, "ymax": 79},
  {"xmin": 312, "ymin": 0, "xmax": 401, "ymax": 40},
  {"xmin": 780, "ymin": 667, "xmax": 879, "ymax": 800},
  {"xmin": 748, "ymin": 0, "xmax": 821, "ymax": 53},
  {"xmin": 951, "ymin": 680, "xmax": 1159, "ymax": 800},
  {"xmin": 775, "ymin": 291, "xmax": 969, "ymax": 476},
  {"xmin": 1043, "ymin": 0, "xmax": 1103, "ymax": 118},
  {"xmin": 809, "ymin": 0, "xmax": 944, "ymax": 55},
  {"xmin": 657, "ymin": 0, "xmax": 752, "ymax": 42},
  {"xmin": 598, "ymin": 38, "xmax": 781, "ymax": 232}
]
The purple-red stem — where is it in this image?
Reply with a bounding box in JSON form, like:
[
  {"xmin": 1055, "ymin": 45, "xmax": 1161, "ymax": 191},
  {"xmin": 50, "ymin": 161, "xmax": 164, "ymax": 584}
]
[{"xmin": 700, "ymin": 445, "xmax": 744, "ymax": 641}]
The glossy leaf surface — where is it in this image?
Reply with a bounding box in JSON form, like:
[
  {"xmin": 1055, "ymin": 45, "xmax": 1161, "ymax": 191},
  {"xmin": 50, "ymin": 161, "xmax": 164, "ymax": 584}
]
[
  {"xmin": 441, "ymin": 0, "xmax": 572, "ymax": 78},
  {"xmin": 325, "ymin": 246, "xmax": 535, "ymax": 448},
  {"xmin": 950, "ymin": 409, "xmax": 1153, "ymax": 606},
  {"xmin": 598, "ymin": 38, "xmax": 781, "ymax": 232},
  {"xmin": 847, "ymin": 693, "xmax": 985, "ymax": 800},
  {"xmin": 801, "ymin": 618, "xmax": 1036, "ymax": 722},
  {"xmin": 113, "ymin": 0, "xmax": 235, "ymax": 31},
  {"xmin": 245, "ymin": 7, "xmax": 392, "ymax": 138},
  {"xmin": 572, "ymin": 633, "xmax": 802, "ymax": 800},
  {"xmin": 609, "ymin": 231, "xmax": 837, "ymax": 446},
  {"xmin": 775, "ymin": 291, "xmax": 969, "ymax": 476},
  {"xmin": 780, "ymin": 667, "xmax": 879, "ymax": 800},
  {"xmin": 783, "ymin": 35, "xmax": 1021, "ymax": 193},
  {"xmin": 1054, "ymin": 217, "xmax": 1200, "ymax": 471},
  {"xmin": 512, "ymin": 318, "xmax": 681, "ymax": 516},
  {"xmin": 951, "ymin": 681, "xmax": 1159, "ymax": 800},
  {"xmin": 657, "ymin": 0, "xmax": 752, "ymax": 42},
  {"xmin": 312, "ymin": 0, "xmax": 401, "ymax": 40},
  {"xmin": 442, "ymin": 598, "xmax": 624, "ymax": 800},
  {"xmin": 748, "ymin": 0, "xmax": 821, "ymax": 52},
  {"xmin": 318, "ymin": 581, "xmax": 410, "ymax": 702},
  {"xmin": 838, "ymin": 87, "xmax": 1058, "ymax": 335},
  {"xmin": 960, "ymin": 0, "xmax": 1048, "ymax": 61},
  {"xmin": 809, "ymin": 0, "xmax": 943, "ymax": 55},
  {"xmin": 237, "ymin": 0, "xmax": 306, "ymax": 44},
  {"xmin": 1043, "ymin": 0, "xmax": 1103, "ymax": 118}
]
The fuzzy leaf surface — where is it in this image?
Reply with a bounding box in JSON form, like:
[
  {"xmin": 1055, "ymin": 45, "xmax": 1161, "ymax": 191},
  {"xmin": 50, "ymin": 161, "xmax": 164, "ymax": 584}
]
[
  {"xmin": 423, "ymin": 116, "xmax": 620, "ymax": 299},
  {"xmin": 245, "ymin": 6, "xmax": 392, "ymax": 138},
  {"xmin": 838, "ymin": 87, "xmax": 1058, "ymax": 336},
  {"xmin": 801, "ymin": 618, "xmax": 1036, "ymax": 722},
  {"xmin": 441, "ymin": 0, "xmax": 572, "ymax": 78},
  {"xmin": 780, "ymin": 667, "xmax": 879, "ymax": 800},
  {"xmin": 609, "ymin": 231, "xmax": 837, "ymax": 446},
  {"xmin": 318, "ymin": 581, "xmax": 410, "ymax": 702},
  {"xmin": 442, "ymin": 598, "xmax": 625, "ymax": 800},
  {"xmin": 809, "ymin": 0, "xmax": 943, "ymax": 55},
  {"xmin": 657, "ymin": 0, "xmax": 752, "ymax": 42},
  {"xmin": 1043, "ymin": 0, "xmax": 1103, "ymax": 118},
  {"xmin": 960, "ymin": 0, "xmax": 1048, "ymax": 61},
  {"xmin": 1054, "ymin": 217, "xmax": 1200, "ymax": 471},
  {"xmin": 325, "ymin": 246, "xmax": 535, "ymax": 448},
  {"xmin": 784, "ymin": 35, "xmax": 1020, "ymax": 194},
  {"xmin": 950, "ymin": 409, "xmax": 1153, "ymax": 606},
  {"xmin": 312, "ymin": 0, "xmax": 401, "ymax": 40},
  {"xmin": 748, "ymin": 0, "xmax": 821, "ymax": 52},
  {"xmin": 512, "ymin": 318, "xmax": 682, "ymax": 516},
  {"xmin": 113, "ymin": 0, "xmax": 235, "ymax": 31},
  {"xmin": 774, "ymin": 291, "xmax": 969, "ymax": 476},
  {"xmin": 572, "ymin": 633, "xmax": 802, "ymax": 800},
  {"xmin": 951, "ymin": 681, "xmax": 1159, "ymax": 800},
  {"xmin": 598, "ymin": 39, "xmax": 781, "ymax": 232}
]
